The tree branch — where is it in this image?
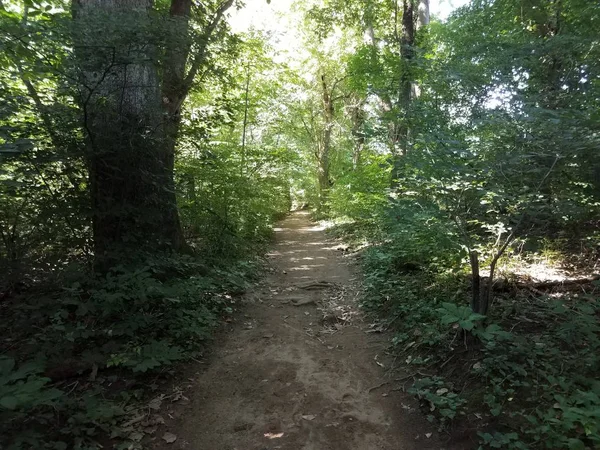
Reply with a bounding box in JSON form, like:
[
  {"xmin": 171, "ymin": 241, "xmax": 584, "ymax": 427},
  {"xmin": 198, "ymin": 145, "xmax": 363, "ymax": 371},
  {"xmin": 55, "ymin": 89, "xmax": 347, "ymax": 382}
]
[{"xmin": 180, "ymin": 0, "xmax": 234, "ymax": 100}]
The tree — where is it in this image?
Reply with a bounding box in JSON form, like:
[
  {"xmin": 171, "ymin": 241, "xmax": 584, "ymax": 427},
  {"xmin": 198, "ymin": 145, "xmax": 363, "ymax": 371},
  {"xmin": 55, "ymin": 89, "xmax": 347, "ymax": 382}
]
[{"xmin": 72, "ymin": 0, "xmax": 234, "ymax": 266}]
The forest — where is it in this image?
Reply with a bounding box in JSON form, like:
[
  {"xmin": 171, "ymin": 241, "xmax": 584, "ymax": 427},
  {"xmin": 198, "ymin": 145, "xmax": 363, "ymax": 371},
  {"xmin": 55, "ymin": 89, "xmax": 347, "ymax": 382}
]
[{"xmin": 0, "ymin": 0, "xmax": 599, "ymax": 448}]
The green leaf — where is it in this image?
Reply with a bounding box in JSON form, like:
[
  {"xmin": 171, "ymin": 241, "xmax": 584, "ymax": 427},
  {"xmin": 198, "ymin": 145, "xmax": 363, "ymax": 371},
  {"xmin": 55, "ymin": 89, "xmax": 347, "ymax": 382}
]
[
  {"xmin": 0, "ymin": 395, "xmax": 19, "ymax": 410},
  {"xmin": 459, "ymin": 320, "xmax": 474, "ymax": 331},
  {"xmin": 568, "ymin": 439, "xmax": 586, "ymax": 450},
  {"xmin": 0, "ymin": 357, "xmax": 15, "ymax": 375}
]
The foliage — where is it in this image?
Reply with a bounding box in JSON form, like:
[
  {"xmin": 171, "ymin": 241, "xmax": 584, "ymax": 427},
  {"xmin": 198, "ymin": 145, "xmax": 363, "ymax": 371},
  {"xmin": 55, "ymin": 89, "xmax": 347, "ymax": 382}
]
[
  {"xmin": 353, "ymin": 215, "xmax": 600, "ymax": 448},
  {"xmin": 0, "ymin": 2, "xmax": 288, "ymax": 446},
  {"xmin": 0, "ymin": 254, "xmax": 258, "ymax": 448},
  {"xmin": 1, "ymin": 0, "xmax": 600, "ymax": 447}
]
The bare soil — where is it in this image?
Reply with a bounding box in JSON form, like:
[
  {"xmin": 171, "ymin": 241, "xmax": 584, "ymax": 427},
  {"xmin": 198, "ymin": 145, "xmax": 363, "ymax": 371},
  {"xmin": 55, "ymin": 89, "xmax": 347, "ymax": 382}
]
[{"xmin": 154, "ymin": 211, "xmax": 445, "ymax": 450}]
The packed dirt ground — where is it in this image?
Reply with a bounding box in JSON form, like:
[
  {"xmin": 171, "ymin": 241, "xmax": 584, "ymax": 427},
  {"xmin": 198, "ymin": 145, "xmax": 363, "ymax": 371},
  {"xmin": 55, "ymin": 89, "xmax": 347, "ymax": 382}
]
[{"xmin": 153, "ymin": 212, "xmax": 448, "ymax": 450}]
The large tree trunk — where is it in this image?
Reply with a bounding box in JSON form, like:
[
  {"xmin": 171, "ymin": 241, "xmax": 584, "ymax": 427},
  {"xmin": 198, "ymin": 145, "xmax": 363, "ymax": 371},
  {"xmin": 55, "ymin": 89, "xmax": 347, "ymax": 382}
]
[{"xmin": 73, "ymin": 0, "xmax": 186, "ymax": 265}]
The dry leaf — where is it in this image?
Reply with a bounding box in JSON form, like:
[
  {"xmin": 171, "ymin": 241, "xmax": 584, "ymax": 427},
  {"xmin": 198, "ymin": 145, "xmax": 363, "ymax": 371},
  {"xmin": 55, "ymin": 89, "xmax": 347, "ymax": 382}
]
[
  {"xmin": 129, "ymin": 431, "xmax": 144, "ymax": 442},
  {"xmin": 301, "ymin": 414, "xmax": 316, "ymax": 421},
  {"xmin": 162, "ymin": 432, "xmax": 177, "ymax": 444},
  {"xmin": 264, "ymin": 432, "xmax": 284, "ymax": 439},
  {"xmin": 148, "ymin": 396, "xmax": 163, "ymax": 410}
]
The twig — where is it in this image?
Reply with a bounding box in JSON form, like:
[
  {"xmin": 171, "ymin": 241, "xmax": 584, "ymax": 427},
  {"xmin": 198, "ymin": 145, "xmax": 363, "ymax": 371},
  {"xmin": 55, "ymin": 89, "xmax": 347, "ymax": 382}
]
[
  {"xmin": 65, "ymin": 381, "xmax": 79, "ymax": 396},
  {"xmin": 440, "ymin": 355, "xmax": 455, "ymax": 369},
  {"xmin": 121, "ymin": 413, "xmax": 147, "ymax": 428},
  {"xmin": 368, "ymin": 380, "xmax": 391, "ymax": 392}
]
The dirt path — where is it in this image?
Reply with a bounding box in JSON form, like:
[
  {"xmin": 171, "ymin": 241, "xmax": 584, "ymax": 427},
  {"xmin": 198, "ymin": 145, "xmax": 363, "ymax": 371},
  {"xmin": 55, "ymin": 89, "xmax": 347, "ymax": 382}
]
[{"xmin": 157, "ymin": 212, "xmax": 443, "ymax": 450}]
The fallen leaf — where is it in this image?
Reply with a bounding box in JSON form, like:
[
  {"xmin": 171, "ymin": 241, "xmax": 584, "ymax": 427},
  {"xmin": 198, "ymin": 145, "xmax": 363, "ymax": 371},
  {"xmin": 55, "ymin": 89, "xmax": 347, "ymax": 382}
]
[
  {"xmin": 264, "ymin": 432, "xmax": 284, "ymax": 439},
  {"xmin": 425, "ymin": 433, "xmax": 432, "ymax": 439},
  {"xmin": 149, "ymin": 396, "xmax": 163, "ymax": 410},
  {"xmin": 122, "ymin": 414, "xmax": 146, "ymax": 428},
  {"xmin": 292, "ymin": 298, "xmax": 316, "ymax": 306},
  {"xmin": 301, "ymin": 414, "xmax": 316, "ymax": 421},
  {"xmin": 129, "ymin": 431, "xmax": 144, "ymax": 442},
  {"xmin": 162, "ymin": 432, "xmax": 177, "ymax": 444}
]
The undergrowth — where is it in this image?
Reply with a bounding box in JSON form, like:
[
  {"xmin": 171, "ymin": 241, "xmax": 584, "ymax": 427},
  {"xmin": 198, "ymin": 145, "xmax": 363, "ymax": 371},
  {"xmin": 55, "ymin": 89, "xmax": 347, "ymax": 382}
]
[
  {"xmin": 0, "ymin": 254, "xmax": 260, "ymax": 449},
  {"xmin": 330, "ymin": 204, "xmax": 600, "ymax": 450}
]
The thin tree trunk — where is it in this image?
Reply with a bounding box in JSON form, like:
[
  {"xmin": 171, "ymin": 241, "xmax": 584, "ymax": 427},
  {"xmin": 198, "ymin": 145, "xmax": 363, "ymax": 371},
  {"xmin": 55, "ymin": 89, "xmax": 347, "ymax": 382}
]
[
  {"xmin": 349, "ymin": 96, "xmax": 366, "ymax": 169},
  {"xmin": 391, "ymin": 0, "xmax": 415, "ymax": 185},
  {"xmin": 470, "ymin": 250, "xmax": 481, "ymax": 314},
  {"xmin": 317, "ymin": 74, "xmax": 334, "ymax": 211},
  {"xmin": 159, "ymin": 0, "xmax": 233, "ymax": 250},
  {"xmin": 241, "ymin": 62, "xmax": 251, "ymax": 176},
  {"xmin": 417, "ymin": 0, "xmax": 430, "ymax": 29}
]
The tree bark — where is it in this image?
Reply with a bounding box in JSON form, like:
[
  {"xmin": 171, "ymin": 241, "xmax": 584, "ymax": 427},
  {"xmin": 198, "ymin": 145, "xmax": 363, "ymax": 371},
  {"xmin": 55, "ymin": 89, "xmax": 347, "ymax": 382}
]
[
  {"xmin": 317, "ymin": 74, "xmax": 334, "ymax": 211},
  {"xmin": 73, "ymin": 0, "xmax": 187, "ymax": 266},
  {"xmin": 73, "ymin": 0, "xmax": 234, "ymax": 266},
  {"xmin": 159, "ymin": 0, "xmax": 233, "ymax": 248},
  {"xmin": 349, "ymin": 95, "xmax": 366, "ymax": 169},
  {"xmin": 469, "ymin": 250, "xmax": 481, "ymax": 314},
  {"xmin": 241, "ymin": 62, "xmax": 251, "ymax": 176},
  {"xmin": 417, "ymin": 0, "xmax": 430, "ymax": 29},
  {"xmin": 390, "ymin": 0, "xmax": 415, "ymax": 185}
]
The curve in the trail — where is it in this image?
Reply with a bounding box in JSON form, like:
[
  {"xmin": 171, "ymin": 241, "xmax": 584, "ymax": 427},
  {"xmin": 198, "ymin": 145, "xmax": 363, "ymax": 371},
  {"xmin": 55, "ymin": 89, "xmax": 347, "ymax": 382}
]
[{"xmin": 154, "ymin": 211, "xmax": 443, "ymax": 450}]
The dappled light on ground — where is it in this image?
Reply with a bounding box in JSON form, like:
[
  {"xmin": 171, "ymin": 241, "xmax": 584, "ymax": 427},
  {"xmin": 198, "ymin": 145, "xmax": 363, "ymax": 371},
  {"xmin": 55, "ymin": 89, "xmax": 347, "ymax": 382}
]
[{"xmin": 156, "ymin": 212, "xmax": 441, "ymax": 450}]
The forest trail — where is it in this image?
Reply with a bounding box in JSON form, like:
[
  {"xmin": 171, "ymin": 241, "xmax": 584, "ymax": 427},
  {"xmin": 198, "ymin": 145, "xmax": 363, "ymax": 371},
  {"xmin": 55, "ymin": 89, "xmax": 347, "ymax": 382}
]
[{"xmin": 156, "ymin": 211, "xmax": 443, "ymax": 450}]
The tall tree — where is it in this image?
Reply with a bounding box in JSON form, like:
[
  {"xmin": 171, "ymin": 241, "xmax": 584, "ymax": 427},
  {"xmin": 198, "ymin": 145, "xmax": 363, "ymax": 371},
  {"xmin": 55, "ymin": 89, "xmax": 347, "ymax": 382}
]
[
  {"xmin": 316, "ymin": 73, "xmax": 335, "ymax": 208},
  {"xmin": 73, "ymin": 0, "xmax": 174, "ymax": 263},
  {"xmin": 389, "ymin": 0, "xmax": 415, "ymax": 183},
  {"xmin": 72, "ymin": 0, "xmax": 233, "ymax": 265}
]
